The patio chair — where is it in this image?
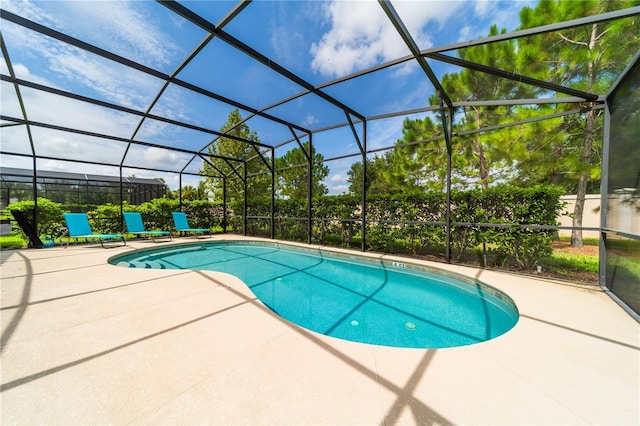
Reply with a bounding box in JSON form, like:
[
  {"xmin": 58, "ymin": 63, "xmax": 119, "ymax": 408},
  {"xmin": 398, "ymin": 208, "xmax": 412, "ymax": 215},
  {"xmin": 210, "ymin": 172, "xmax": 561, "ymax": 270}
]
[
  {"xmin": 171, "ymin": 212, "xmax": 211, "ymax": 238},
  {"xmin": 63, "ymin": 213, "xmax": 126, "ymax": 248},
  {"xmin": 123, "ymin": 212, "xmax": 171, "ymax": 242}
]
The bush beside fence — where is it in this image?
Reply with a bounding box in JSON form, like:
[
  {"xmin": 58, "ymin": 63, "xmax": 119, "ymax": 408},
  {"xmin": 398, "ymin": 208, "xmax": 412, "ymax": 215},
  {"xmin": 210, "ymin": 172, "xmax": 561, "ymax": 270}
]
[{"xmin": 7, "ymin": 185, "xmax": 565, "ymax": 270}]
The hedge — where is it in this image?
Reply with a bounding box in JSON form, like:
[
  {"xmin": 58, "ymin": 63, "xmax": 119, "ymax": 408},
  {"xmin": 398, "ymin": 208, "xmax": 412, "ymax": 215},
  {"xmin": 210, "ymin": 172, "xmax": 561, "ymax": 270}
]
[
  {"xmin": 7, "ymin": 185, "xmax": 565, "ymax": 269},
  {"xmin": 230, "ymin": 185, "xmax": 565, "ymax": 269}
]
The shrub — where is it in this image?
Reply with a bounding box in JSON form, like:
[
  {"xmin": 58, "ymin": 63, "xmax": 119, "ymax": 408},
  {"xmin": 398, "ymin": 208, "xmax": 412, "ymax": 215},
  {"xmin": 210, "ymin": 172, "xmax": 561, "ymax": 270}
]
[{"xmin": 7, "ymin": 198, "xmax": 66, "ymax": 240}]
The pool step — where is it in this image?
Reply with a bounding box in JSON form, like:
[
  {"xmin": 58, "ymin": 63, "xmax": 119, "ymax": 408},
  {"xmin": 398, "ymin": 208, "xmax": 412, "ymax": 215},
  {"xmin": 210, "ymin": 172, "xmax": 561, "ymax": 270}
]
[{"xmin": 117, "ymin": 260, "xmax": 166, "ymax": 269}]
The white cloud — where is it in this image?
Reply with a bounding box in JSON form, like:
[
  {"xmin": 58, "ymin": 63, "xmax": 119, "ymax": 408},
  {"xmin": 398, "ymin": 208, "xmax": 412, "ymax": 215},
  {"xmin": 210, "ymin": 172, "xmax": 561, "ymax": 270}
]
[
  {"xmin": 310, "ymin": 0, "xmax": 464, "ymax": 78},
  {"xmin": 140, "ymin": 147, "xmax": 181, "ymax": 167},
  {"xmin": 302, "ymin": 114, "xmax": 320, "ymax": 127},
  {"xmin": 490, "ymin": 1, "xmax": 537, "ymax": 32},
  {"xmin": 1, "ymin": 0, "xmax": 58, "ymax": 27},
  {"xmin": 310, "ymin": 1, "xmax": 405, "ymax": 78},
  {"xmin": 474, "ymin": 0, "xmax": 492, "ymax": 17},
  {"xmin": 368, "ymin": 116, "xmax": 405, "ymax": 151},
  {"xmin": 2, "ymin": 1, "xmax": 172, "ymax": 110},
  {"xmin": 330, "ymin": 173, "xmax": 344, "ymax": 182},
  {"xmin": 36, "ymin": 159, "xmax": 119, "ymax": 176},
  {"xmin": 329, "ymin": 183, "xmax": 349, "ymax": 194},
  {"xmin": 457, "ymin": 25, "xmax": 476, "ymax": 43},
  {"xmin": 4, "ymin": 0, "xmax": 177, "ymax": 69},
  {"xmin": 0, "ymin": 124, "xmax": 31, "ymax": 154}
]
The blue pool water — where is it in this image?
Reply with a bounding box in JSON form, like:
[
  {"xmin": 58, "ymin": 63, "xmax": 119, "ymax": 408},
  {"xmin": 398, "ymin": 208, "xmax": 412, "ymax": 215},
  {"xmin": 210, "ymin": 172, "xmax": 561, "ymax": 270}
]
[{"xmin": 110, "ymin": 241, "xmax": 518, "ymax": 348}]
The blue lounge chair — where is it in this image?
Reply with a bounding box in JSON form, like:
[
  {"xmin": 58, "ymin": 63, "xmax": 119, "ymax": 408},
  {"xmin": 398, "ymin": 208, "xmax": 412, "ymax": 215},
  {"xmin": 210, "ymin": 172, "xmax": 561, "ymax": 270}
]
[
  {"xmin": 63, "ymin": 213, "xmax": 126, "ymax": 248},
  {"xmin": 123, "ymin": 212, "xmax": 171, "ymax": 242},
  {"xmin": 171, "ymin": 212, "xmax": 210, "ymax": 238}
]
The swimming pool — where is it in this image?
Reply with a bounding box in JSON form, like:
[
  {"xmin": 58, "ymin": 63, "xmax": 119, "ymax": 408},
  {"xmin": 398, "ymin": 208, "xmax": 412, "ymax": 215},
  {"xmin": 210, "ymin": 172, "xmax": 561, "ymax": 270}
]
[{"xmin": 110, "ymin": 241, "xmax": 518, "ymax": 348}]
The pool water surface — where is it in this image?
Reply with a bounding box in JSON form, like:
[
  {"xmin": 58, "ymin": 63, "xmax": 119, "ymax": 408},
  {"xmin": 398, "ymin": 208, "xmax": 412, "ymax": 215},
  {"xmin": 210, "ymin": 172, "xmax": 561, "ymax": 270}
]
[{"xmin": 110, "ymin": 241, "xmax": 519, "ymax": 348}]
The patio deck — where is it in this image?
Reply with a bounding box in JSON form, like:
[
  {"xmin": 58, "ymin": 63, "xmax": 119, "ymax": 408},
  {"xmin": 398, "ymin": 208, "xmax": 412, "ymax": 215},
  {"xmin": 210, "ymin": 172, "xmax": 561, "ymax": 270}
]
[{"xmin": 1, "ymin": 236, "xmax": 638, "ymax": 425}]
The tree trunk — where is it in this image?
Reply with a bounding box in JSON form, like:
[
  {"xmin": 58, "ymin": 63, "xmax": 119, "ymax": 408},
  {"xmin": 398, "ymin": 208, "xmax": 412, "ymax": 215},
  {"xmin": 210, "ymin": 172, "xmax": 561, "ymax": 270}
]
[
  {"xmin": 571, "ymin": 108, "xmax": 595, "ymax": 248},
  {"xmin": 571, "ymin": 24, "xmax": 599, "ymax": 249}
]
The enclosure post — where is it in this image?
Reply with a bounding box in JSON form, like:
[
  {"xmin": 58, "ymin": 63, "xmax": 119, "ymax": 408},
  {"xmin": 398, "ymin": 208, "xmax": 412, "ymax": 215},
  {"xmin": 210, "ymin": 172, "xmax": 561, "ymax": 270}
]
[
  {"xmin": 599, "ymin": 100, "xmax": 611, "ymax": 287},
  {"xmin": 361, "ymin": 120, "xmax": 367, "ymax": 252},
  {"xmin": 307, "ymin": 133, "xmax": 313, "ymax": 244},
  {"xmin": 178, "ymin": 173, "xmax": 183, "ymax": 210},
  {"xmin": 445, "ymin": 146, "xmax": 452, "ymax": 263},
  {"xmin": 222, "ymin": 178, "xmax": 227, "ymax": 233},
  {"xmin": 243, "ymin": 162, "xmax": 248, "ymax": 236},
  {"xmin": 119, "ymin": 166, "xmax": 124, "ymax": 231},
  {"xmin": 32, "ymin": 156, "xmax": 37, "ymax": 237},
  {"xmin": 439, "ymin": 93, "xmax": 453, "ymax": 264},
  {"xmin": 271, "ymin": 147, "xmax": 275, "ymax": 240}
]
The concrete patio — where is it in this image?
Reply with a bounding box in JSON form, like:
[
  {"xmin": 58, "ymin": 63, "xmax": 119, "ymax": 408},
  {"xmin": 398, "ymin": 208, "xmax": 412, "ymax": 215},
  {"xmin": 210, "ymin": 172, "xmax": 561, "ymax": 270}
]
[{"xmin": 1, "ymin": 236, "xmax": 638, "ymax": 425}]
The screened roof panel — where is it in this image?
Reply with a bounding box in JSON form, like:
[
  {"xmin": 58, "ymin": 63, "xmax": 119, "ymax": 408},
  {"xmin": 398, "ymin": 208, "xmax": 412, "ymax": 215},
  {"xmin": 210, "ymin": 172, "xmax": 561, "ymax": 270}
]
[
  {"xmin": 0, "ymin": 124, "xmax": 32, "ymax": 155},
  {"xmin": 321, "ymin": 61, "xmax": 433, "ymax": 117},
  {"xmin": 133, "ymin": 118, "xmax": 216, "ymax": 152},
  {"xmin": 121, "ymin": 144, "xmax": 195, "ymax": 173},
  {"xmin": 258, "ymin": 0, "xmax": 412, "ymax": 82},
  {"xmin": 0, "ymin": 80, "xmax": 22, "ymax": 117},
  {"xmin": 2, "ymin": 0, "xmax": 207, "ymax": 75},
  {"xmin": 220, "ymin": 0, "xmax": 329, "ymax": 86},
  {"xmin": 428, "ymin": 60, "xmax": 565, "ymax": 102},
  {"xmin": 149, "ymin": 83, "xmax": 249, "ymax": 131},
  {"xmin": 182, "ymin": 156, "xmax": 207, "ymax": 176},
  {"xmin": 0, "ymin": 154, "xmax": 32, "ymax": 171},
  {"xmin": 219, "ymin": 0, "xmax": 411, "ymax": 86},
  {"xmin": 265, "ymin": 91, "xmax": 349, "ymax": 132},
  {"xmin": 242, "ymin": 114, "xmax": 296, "ymax": 147},
  {"xmin": 30, "ymin": 127, "xmax": 127, "ymax": 165},
  {"xmin": 32, "ymin": 158, "xmax": 122, "ymax": 177},
  {"xmin": 312, "ymin": 126, "xmax": 362, "ymax": 160},
  {"xmin": 0, "ymin": 19, "xmax": 169, "ymax": 111},
  {"xmin": 19, "ymin": 87, "xmax": 139, "ymax": 139},
  {"xmin": 175, "ymin": 37, "xmax": 307, "ymax": 111},
  {"xmin": 366, "ymin": 113, "xmax": 433, "ymax": 151},
  {"xmin": 448, "ymin": 16, "xmax": 640, "ymax": 98},
  {"xmin": 395, "ymin": 0, "xmax": 527, "ymax": 51},
  {"xmin": 177, "ymin": 1, "xmax": 240, "ymax": 26}
]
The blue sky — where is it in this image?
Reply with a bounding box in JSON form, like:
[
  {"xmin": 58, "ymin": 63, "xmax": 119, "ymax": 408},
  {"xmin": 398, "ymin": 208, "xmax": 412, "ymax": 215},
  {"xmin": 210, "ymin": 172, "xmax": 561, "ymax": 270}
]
[{"xmin": 1, "ymin": 0, "xmax": 536, "ymax": 193}]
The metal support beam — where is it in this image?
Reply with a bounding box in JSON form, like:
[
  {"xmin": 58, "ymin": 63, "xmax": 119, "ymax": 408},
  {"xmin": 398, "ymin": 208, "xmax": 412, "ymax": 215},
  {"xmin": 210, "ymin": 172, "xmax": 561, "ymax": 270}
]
[
  {"xmin": 243, "ymin": 163, "xmax": 248, "ymax": 236},
  {"xmin": 289, "ymin": 127, "xmax": 311, "ymax": 162},
  {"xmin": 361, "ymin": 120, "xmax": 367, "ymax": 252},
  {"xmin": 223, "ymin": 178, "xmax": 227, "ymax": 232},
  {"xmin": 378, "ymin": 0, "xmax": 453, "ymax": 108},
  {"xmin": 179, "ymin": 173, "xmax": 183, "ymax": 208},
  {"xmin": 422, "ymin": 6, "xmax": 640, "ymax": 55},
  {"xmin": 271, "ymin": 147, "xmax": 275, "ymax": 240},
  {"xmin": 425, "ymin": 52, "xmax": 598, "ymax": 101},
  {"xmin": 1, "ymin": 33, "xmax": 39, "ymax": 233},
  {"xmin": 345, "ymin": 113, "xmax": 365, "ymax": 155},
  {"xmin": 600, "ymin": 99, "xmax": 611, "ymax": 287},
  {"xmin": 307, "ymin": 133, "xmax": 313, "ymax": 244},
  {"xmin": 438, "ymin": 93, "xmax": 453, "ymax": 264}
]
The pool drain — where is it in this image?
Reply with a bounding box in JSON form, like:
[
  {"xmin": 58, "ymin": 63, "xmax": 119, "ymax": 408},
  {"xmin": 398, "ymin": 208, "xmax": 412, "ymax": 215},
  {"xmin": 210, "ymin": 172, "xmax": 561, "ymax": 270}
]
[{"xmin": 404, "ymin": 321, "xmax": 417, "ymax": 330}]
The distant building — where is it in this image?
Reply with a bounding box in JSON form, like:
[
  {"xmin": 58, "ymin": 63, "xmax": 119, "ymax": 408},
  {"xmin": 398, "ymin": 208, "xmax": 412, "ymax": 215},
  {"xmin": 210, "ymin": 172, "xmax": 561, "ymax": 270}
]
[{"xmin": 1, "ymin": 167, "xmax": 167, "ymax": 208}]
